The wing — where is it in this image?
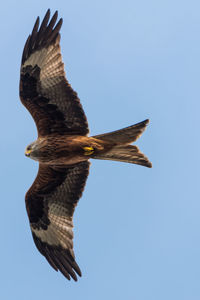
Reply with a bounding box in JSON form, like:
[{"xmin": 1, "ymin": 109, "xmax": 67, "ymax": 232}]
[
  {"xmin": 20, "ymin": 9, "xmax": 89, "ymax": 137},
  {"xmin": 25, "ymin": 161, "xmax": 90, "ymax": 281}
]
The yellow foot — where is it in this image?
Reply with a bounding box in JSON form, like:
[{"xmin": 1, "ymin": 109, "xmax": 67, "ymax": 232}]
[{"xmin": 83, "ymin": 146, "xmax": 94, "ymax": 155}]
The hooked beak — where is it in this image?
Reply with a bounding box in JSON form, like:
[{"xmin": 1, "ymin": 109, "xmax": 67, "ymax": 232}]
[{"xmin": 25, "ymin": 149, "xmax": 31, "ymax": 157}]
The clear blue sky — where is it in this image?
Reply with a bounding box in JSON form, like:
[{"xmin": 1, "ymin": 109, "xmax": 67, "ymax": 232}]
[{"xmin": 1, "ymin": 0, "xmax": 200, "ymax": 299}]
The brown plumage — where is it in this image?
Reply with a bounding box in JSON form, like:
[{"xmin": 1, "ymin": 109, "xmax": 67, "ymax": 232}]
[{"xmin": 20, "ymin": 9, "xmax": 152, "ymax": 281}]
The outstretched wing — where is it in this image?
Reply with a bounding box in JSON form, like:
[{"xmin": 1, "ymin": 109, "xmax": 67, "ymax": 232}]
[
  {"xmin": 26, "ymin": 161, "xmax": 90, "ymax": 281},
  {"xmin": 20, "ymin": 9, "xmax": 89, "ymax": 137}
]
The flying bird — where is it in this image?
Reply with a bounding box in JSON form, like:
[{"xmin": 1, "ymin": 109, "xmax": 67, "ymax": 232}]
[{"xmin": 20, "ymin": 9, "xmax": 152, "ymax": 281}]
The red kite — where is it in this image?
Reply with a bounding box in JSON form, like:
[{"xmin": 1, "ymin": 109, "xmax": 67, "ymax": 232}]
[{"xmin": 20, "ymin": 9, "xmax": 152, "ymax": 281}]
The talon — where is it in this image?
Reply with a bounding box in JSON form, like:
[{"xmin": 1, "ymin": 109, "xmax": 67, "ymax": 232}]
[{"xmin": 83, "ymin": 146, "xmax": 94, "ymax": 155}]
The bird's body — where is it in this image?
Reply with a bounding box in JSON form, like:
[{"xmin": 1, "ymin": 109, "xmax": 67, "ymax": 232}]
[
  {"xmin": 25, "ymin": 135, "xmax": 108, "ymax": 165},
  {"xmin": 20, "ymin": 9, "xmax": 152, "ymax": 281}
]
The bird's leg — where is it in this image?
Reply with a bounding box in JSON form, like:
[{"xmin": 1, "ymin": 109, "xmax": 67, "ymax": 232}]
[{"xmin": 83, "ymin": 146, "xmax": 95, "ymax": 155}]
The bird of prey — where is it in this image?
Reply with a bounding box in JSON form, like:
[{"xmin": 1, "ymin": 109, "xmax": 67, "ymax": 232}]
[{"xmin": 20, "ymin": 9, "xmax": 152, "ymax": 281}]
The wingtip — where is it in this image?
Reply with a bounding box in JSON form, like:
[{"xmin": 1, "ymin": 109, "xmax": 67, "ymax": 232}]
[
  {"xmin": 147, "ymin": 161, "xmax": 152, "ymax": 168},
  {"xmin": 46, "ymin": 9, "xmax": 60, "ymax": 25},
  {"xmin": 36, "ymin": 16, "xmax": 40, "ymax": 24},
  {"xmin": 57, "ymin": 17, "xmax": 63, "ymax": 29},
  {"xmin": 46, "ymin": 8, "xmax": 51, "ymax": 17},
  {"xmin": 144, "ymin": 119, "xmax": 150, "ymax": 125}
]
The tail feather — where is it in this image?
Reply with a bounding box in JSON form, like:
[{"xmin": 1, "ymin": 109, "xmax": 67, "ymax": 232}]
[
  {"xmin": 92, "ymin": 145, "xmax": 152, "ymax": 168},
  {"xmin": 92, "ymin": 119, "xmax": 152, "ymax": 167},
  {"xmin": 93, "ymin": 119, "xmax": 149, "ymax": 144}
]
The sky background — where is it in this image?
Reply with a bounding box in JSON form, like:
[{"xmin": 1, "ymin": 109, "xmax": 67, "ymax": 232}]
[{"xmin": 1, "ymin": 0, "xmax": 200, "ymax": 299}]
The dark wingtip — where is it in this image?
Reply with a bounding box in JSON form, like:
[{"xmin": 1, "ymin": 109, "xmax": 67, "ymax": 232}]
[
  {"xmin": 21, "ymin": 9, "xmax": 63, "ymax": 65},
  {"xmin": 143, "ymin": 119, "xmax": 150, "ymax": 125},
  {"xmin": 33, "ymin": 16, "xmax": 40, "ymax": 33},
  {"xmin": 146, "ymin": 161, "xmax": 152, "ymax": 168},
  {"xmin": 45, "ymin": 8, "xmax": 51, "ymax": 19}
]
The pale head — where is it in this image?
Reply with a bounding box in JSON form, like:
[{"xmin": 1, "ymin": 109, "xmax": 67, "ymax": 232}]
[{"xmin": 25, "ymin": 141, "xmax": 40, "ymax": 161}]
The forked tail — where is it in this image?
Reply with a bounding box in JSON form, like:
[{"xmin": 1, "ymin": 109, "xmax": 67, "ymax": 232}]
[
  {"xmin": 93, "ymin": 119, "xmax": 149, "ymax": 144},
  {"xmin": 92, "ymin": 119, "xmax": 152, "ymax": 168}
]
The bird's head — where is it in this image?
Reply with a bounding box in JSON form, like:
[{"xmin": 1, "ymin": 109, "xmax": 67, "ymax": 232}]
[{"xmin": 25, "ymin": 141, "xmax": 40, "ymax": 161}]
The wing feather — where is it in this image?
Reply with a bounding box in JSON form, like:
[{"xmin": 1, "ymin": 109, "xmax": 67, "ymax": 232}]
[
  {"xmin": 26, "ymin": 161, "xmax": 90, "ymax": 281},
  {"xmin": 20, "ymin": 10, "xmax": 88, "ymax": 137}
]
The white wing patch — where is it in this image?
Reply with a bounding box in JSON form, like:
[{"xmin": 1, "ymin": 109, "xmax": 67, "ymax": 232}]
[
  {"xmin": 22, "ymin": 37, "xmax": 65, "ymax": 88},
  {"xmin": 23, "ymin": 47, "xmax": 48, "ymax": 69},
  {"xmin": 31, "ymin": 201, "xmax": 74, "ymax": 249}
]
